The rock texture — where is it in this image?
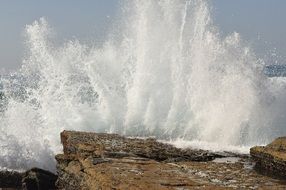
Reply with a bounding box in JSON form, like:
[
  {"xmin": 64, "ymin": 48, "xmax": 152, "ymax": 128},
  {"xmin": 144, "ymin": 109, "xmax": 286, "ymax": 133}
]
[
  {"xmin": 0, "ymin": 168, "xmax": 57, "ymax": 190},
  {"xmin": 59, "ymin": 130, "xmax": 221, "ymax": 162},
  {"xmin": 0, "ymin": 170, "xmax": 22, "ymax": 188},
  {"xmin": 56, "ymin": 130, "xmax": 223, "ymax": 189},
  {"xmin": 250, "ymin": 137, "xmax": 286, "ymax": 178},
  {"xmin": 56, "ymin": 131, "xmax": 286, "ymax": 189},
  {"xmin": 22, "ymin": 168, "xmax": 58, "ymax": 190}
]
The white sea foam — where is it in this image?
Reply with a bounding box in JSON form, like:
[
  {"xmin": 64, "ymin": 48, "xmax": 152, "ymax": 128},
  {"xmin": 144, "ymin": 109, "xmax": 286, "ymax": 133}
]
[
  {"xmin": 169, "ymin": 139, "xmax": 251, "ymax": 154},
  {"xmin": 0, "ymin": 0, "xmax": 286, "ymax": 171}
]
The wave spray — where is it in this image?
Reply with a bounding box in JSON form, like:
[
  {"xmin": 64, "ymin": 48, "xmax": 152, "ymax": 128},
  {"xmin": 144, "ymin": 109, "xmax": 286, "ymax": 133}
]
[{"xmin": 0, "ymin": 0, "xmax": 286, "ymax": 171}]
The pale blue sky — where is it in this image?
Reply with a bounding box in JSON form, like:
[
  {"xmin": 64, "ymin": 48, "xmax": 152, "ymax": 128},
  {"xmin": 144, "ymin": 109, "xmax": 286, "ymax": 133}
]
[{"xmin": 0, "ymin": 0, "xmax": 285, "ymax": 70}]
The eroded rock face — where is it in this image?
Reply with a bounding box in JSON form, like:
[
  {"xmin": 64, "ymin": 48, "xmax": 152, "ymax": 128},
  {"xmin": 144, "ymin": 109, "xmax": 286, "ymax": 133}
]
[
  {"xmin": 59, "ymin": 130, "xmax": 219, "ymax": 162},
  {"xmin": 56, "ymin": 130, "xmax": 224, "ymax": 189},
  {"xmin": 250, "ymin": 137, "xmax": 286, "ymax": 178},
  {"xmin": 56, "ymin": 131, "xmax": 286, "ymax": 189}
]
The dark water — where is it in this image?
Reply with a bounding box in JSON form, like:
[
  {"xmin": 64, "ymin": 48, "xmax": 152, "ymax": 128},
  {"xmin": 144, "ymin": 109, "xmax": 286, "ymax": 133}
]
[{"xmin": 264, "ymin": 65, "xmax": 286, "ymax": 77}]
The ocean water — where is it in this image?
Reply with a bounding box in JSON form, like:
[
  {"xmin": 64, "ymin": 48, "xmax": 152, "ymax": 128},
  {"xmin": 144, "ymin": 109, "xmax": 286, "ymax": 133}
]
[{"xmin": 0, "ymin": 0, "xmax": 286, "ymax": 171}]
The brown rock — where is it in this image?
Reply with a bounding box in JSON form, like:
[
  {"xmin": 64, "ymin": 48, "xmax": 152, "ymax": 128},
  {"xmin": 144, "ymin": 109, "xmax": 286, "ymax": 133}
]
[
  {"xmin": 56, "ymin": 131, "xmax": 286, "ymax": 189},
  {"xmin": 60, "ymin": 130, "xmax": 219, "ymax": 162},
  {"xmin": 56, "ymin": 130, "xmax": 224, "ymax": 189},
  {"xmin": 56, "ymin": 154, "xmax": 224, "ymax": 190},
  {"xmin": 250, "ymin": 137, "xmax": 286, "ymax": 178}
]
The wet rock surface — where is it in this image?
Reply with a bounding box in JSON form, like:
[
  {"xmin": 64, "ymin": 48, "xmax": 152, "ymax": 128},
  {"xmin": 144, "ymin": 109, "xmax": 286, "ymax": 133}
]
[
  {"xmin": 250, "ymin": 137, "xmax": 286, "ymax": 178},
  {"xmin": 179, "ymin": 157, "xmax": 286, "ymax": 189},
  {"xmin": 0, "ymin": 170, "xmax": 22, "ymax": 189},
  {"xmin": 56, "ymin": 131, "xmax": 286, "ymax": 189},
  {"xmin": 59, "ymin": 130, "xmax": 221, "ymax": 162},
  {"xmin": 22, "ymin": 168, "xmax": 58, "ymax": 190},
  {"xmin": 0, "ymin": 168, "xmax": 57, "ymax": 190}
]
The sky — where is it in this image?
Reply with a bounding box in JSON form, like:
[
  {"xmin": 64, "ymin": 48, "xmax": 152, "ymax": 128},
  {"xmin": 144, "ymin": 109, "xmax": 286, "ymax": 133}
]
[{"xmin": 0, "ymin": 0, "xmax": 285, "ymax": 71}]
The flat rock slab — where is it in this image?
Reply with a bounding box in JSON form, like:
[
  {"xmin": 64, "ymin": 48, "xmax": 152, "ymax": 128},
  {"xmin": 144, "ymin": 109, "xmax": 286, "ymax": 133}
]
[
  {"xmin": 179, "ymin": 158, "xmax": 286, "ymax": 189},
  {"xmin": 57, "ymin": 155, "xmax": 224, "ymax": 189},
  {"xmin": 60, "ymin": 130, "xmax": 219, "ymax": 162},
  {"xmin": 56, "ymin": 131, "xmax": 286, "ymax": 189},
  {"xmin": 56, "ymin": 154, "xmax": 286, "ymax": 189}
]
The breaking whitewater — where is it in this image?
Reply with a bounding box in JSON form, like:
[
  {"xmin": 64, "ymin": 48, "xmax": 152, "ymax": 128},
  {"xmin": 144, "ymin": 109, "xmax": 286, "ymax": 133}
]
[{"xmin": 0, "ymin": 0, "xmax": 286, "ymax": 171}]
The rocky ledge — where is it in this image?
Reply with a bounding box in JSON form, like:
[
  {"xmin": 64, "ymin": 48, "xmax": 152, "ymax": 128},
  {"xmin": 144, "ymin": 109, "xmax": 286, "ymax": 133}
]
[
  {"xmin": 250, "ymin": 137, "xmax": 286, "ymax": 178},
  {"xmin": 55, "ymin": 130, "xmax": 222, "ymax": 189},
  {"xmin": 56, "ymin": 131, "xmax": 286, "ymax": 189},
  {"xmin": 1, "ymin": 131, "xmax": 286, "ymax": 189}
]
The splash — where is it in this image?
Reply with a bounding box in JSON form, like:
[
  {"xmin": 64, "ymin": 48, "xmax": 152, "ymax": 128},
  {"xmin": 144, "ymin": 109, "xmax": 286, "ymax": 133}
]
[{"xmin": 0, "ymin": 0, "xmax": 286, "ymax": 171}]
